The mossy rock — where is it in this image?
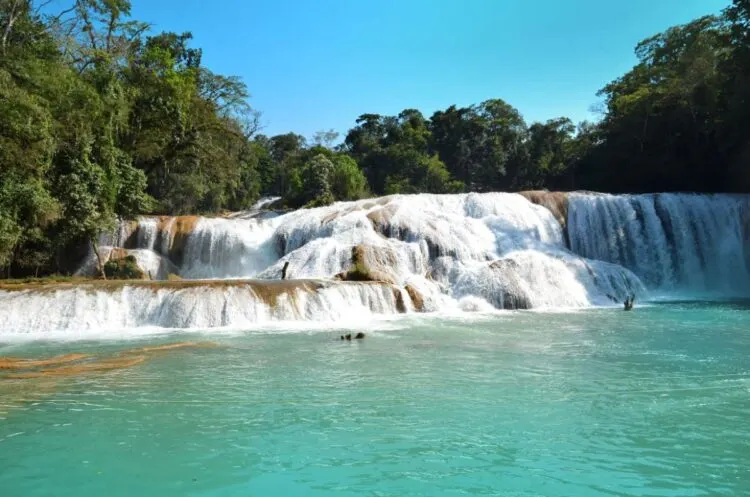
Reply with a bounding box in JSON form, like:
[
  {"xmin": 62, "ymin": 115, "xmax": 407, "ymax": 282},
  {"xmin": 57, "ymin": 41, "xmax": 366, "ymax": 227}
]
[
  {"xmin": 104, "ymin": 255, "xmax": 146, "ymax": 280},
  {"xmin": 335, "ymin": 245, "xmax": 399, "ymax": 284}
]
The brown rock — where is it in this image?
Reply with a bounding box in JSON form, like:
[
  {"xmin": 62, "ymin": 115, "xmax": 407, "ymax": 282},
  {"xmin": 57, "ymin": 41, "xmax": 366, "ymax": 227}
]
[
  {"xmin": 108, "ymin": 247, "xmax": 129, "ymax": 261},
  {"xmin": 158, "ymin": 216, "xmax": 198, "ymax": 266},
  {"xmin": 120, "ymin": 220, "xmax": 140, "ymax": 249},
  {"xmin": 5, "ymin": 356, "xmax": 146, "ymax": 379},
  {"xmin": 393, "ymin": 288, "xmax": 407, "ymax": 313},
  {"xmin": 404, "ymin": 284, "xmax": 425, "ymax": 312},
  {"xmin": 337, "ymin": 244, "xmax": 400, "ymax": 285},
  {"xmin": 519, "ymin": 191, "xmax": 569, "ymax": 229}
]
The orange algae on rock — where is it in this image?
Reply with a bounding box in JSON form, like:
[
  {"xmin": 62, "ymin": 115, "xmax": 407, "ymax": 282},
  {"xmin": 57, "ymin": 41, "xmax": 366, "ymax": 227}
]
[
  {"xmin": 135, "ymin": 341, "xmax": 218, "ymax": 354},
  {"xmin": 4, "ymin": 356, "xmax": 147, "ymax": 379},
  {"xmin": 0, "ymin": 354, "xmax": 91, "ymax": 370},
  {"xmin": 0, "ymin": 340, "xmax": 219, "ymax": 382}
]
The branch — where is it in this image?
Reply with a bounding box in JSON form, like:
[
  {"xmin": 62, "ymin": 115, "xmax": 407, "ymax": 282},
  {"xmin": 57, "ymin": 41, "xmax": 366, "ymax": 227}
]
[
  {"xmin": 1, "ymin": 0, "xmax": 26, "ymax": 55},
  {"xmin": 105, "ymin": 8, "xmax": 115, "ymax": 51},
  {"xmin": 126, "ymin": 22, "xmax": 149, "ymax": 43},
  {"xmin": 33, "ymin": 0, "xmax": 55, "ymax": 14},
  {"xmin": 47, "ymin": 4, "xmax": 78, "ymax": 25},
  {"xmin": 75, "ymin": 0, "xmax": 98, "ymax": 51}
]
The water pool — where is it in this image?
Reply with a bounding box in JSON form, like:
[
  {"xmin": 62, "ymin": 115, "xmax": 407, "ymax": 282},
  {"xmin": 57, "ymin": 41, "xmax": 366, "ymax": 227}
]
[{"xmin": 1, "ymin": 302, "xmax": 749, "ymax": 496}]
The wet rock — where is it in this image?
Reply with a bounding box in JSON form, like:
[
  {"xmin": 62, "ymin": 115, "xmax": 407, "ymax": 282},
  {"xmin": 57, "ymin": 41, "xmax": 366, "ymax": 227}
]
[
  {"xmin": 393, "ymin": 288, "xmax": 407, "ymax": 313},
  {"xmin": 339, "ymin": 332, "xmax": 365, "ymax": 340},
  {"xmin": 486, "ymin": 259, "xmax": 532, "ymax": 310},
  {"xmin": 104, "ymin": 254, "xmax": 147, "ymax": 280},
  {"xmin": 404, "ymin": 284, "xmax": 425, "ymax": 312},
  {"xmin": 337, "ymin": 244, "xmax": 400, "ymax": 285}
]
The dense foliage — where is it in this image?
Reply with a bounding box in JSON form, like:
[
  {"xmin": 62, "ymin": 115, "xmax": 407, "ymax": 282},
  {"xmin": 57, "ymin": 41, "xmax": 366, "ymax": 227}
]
[{"xmin": 1, "ymin": 0, "xmax": 749, "ymax": 277}]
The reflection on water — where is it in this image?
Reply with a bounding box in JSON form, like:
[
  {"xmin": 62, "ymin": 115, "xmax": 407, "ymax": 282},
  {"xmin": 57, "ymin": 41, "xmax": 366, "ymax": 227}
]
[{"xmin": 0, "ymin": 304, "xmax": 749, "ymax": 497}]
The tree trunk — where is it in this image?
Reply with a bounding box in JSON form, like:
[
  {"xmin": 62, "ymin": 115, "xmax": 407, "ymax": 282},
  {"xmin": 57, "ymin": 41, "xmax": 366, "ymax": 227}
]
[
  {"xmin": 91, "ymin": 239, "xmax": 107, "ymax": 280},
  {"xmin": 1, "ymin": 0, "xmax": 24, "ymax": 55}
]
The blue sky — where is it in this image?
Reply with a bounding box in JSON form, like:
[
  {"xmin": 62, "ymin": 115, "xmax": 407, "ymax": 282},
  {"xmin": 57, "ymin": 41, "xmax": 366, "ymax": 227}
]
[{"xmin": 129, "ymin": 0, "xmax": 730, "ymax": 139}]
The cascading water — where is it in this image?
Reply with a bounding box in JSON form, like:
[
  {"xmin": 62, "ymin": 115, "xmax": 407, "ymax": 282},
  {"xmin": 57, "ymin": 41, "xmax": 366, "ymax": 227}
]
[
  {"xmin": 568, "ymin": 193, "xmax": 750, "ymax": 296},
  {"xmin": 5, "ymin": 191, "xmax": 746, "ymax": 338},
  {"xmin": 180, "ymin": 218, "xmax": 279, "ymax": 279},
  {"xmin": 0, "ymin": 281, "xmax": 404, "ymax": 338}
]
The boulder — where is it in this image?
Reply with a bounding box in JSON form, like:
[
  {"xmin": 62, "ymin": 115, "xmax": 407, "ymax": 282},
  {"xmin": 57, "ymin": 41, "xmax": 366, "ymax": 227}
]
[
  {"xmin": 104, "ymin": 254, "xmax": 147, "ymax": 280},
  {"xmin": 486, "ymin": 259, "xmax": 532, "ymax": 310},
  {"xmin": 519, "ymin": 191, "xmax": 568, "ymax": 229},
  {"xmin": 393, "ymin": 288, "xmax": 407, "ymax": 313},
  {"xmin": 404, "ymin": 284, "xmax": 425, "ymax": 312},
  {"xmin": 335, "ymin": 244, "xmax": 400, "ymax": 285},
  {"xmin": 156, "ymin": 216, "xmax": 198, "ymax": 266},
  {"xmin": 119, "ymin": 220, "xmax": 140, "ymax": 249}
]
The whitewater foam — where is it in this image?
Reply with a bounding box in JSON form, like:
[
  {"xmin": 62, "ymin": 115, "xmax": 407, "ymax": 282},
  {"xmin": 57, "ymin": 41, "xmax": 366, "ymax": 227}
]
[
  {"xmin": 5, "ymin": 191, "xmax": 748, "ymax": 339},
  {"xmin": 568, "ymin": 193, "xmax": 750, "ymax": 295}
]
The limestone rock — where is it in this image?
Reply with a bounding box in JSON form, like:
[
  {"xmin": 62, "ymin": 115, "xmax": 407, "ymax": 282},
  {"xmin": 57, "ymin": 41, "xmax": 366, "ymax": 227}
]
[
  {"xmin": 337, "ymin": 244, "xmax": 400, "ymax": 285},
  {"xmin": 404, "ymin": 284, "xmax": 425, "ymax": 312},
  {"xmin": 519, "ymin": 191, "xmax": 568, "ymax": 229}
]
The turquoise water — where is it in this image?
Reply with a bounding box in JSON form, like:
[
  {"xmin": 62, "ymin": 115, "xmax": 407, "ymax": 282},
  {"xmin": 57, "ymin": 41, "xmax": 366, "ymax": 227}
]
[{"xmin": 1, "ymin": 302, "xmax": 749, "ymax": 496}]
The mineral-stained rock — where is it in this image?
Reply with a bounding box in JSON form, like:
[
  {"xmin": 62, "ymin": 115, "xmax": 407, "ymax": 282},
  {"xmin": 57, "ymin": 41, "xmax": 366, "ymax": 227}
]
[
  {"xmin": 404, "ymin": 284, "xmax": 425, "ymax": 312},
  {"xmin": 519, "ymin": 191, "xmax": 568, "ymax": 229},
  {"xmin": 337, "ymin": 244, "xmax": 401, "ymax": 285}
]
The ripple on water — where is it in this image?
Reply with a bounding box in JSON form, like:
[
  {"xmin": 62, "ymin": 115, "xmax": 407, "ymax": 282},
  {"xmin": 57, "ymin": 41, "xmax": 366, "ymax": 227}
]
[{"xmin": 0, "ymin": 304, "xmax": 749, "ymax": 496}]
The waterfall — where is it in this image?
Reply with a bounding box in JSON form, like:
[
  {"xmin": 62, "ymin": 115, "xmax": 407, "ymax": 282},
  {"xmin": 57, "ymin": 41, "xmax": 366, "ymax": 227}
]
[
  {"xmin": 180, "ymin": 218, "xmax": 279, "ymax": 279},
  {"xmin": 75, "ymin": 193, "xmax": 641, "ymax": 312},
  {"xmin": 0, "ymin": 281, "xmax": 404, "ymax": 339},
  {"xmin": 568, "ymin": 193, "xmax": 750, "ymax": 295},
  {"xmin": 10, "ymin": 190, "xmax": 747, "ymax": 339}
]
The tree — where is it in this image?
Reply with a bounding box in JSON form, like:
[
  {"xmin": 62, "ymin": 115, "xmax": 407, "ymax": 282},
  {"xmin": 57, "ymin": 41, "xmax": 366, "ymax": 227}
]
[
  {"xmin": 312, "ymin": 129, "xmax": 339, "ymax": 148},
  {"xmin": 344, "ymin": 109, "xmax": 462, "ymax": 195},
  {"xmin": 299, "ymin": 154, "xmax": 334, "ymax": 207},
  {"xmin": 587, "ymin": 15, "xmax": 729, "ymax": 192},
  {"xmin": 330, "ymin": 155, "xmax": 368, "ymax": 200},
  {"xmin": 721, "ymin": 0, "xmax": 750, "ymax": 190},
  {"xmin": 520, "ymin": 117, "xmax": 576, "ymax": 189},
  {"xmin": 429, "ymin": 99, "xmax": 527, "ymax": 191}
]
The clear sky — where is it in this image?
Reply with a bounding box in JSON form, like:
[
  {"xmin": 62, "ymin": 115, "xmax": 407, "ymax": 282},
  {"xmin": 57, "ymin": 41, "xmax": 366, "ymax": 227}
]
[{"xmin": 129, "ymin": 0, "xmax": 729, "ymax": 139}]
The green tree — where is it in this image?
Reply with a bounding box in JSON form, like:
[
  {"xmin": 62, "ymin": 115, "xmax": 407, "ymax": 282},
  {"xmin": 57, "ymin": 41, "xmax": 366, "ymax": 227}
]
[
  {"xmin": 721, "ymin": 0, "xmax": 750, "ymax": 189},
  {"xmin": 330, "ymin": 155, "xmax": 368, "ymax": 201},
  {"xmin": 429, "ymin": 99, "xmax": 527, "ymax": 191},
  {"xmin": 589, "ymin": 15, "xmax": 728, "ymax": 192},
  {"xmin": 520, "ymin": 117, "xmax": 576, "ymax": 189},
  {"xmin": 299, "ymin": 154, "xmax": 334, "ymax": 207}
]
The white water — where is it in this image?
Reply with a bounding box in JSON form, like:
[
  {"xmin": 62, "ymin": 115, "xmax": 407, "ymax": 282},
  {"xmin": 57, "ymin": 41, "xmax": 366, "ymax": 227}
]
[
  {"xmin": 3, "ymin": 191, "xmax": 746, "ymax": 338},
  {"xmin": 568, "ymin": 193, "xmax": 750, "ymax": 296},
  {"xmin": 76, "ymin": 247, "xmax": 177, "ymax": 280},
  {"xmin": 0, "ymin": 282, "xmax": 402, "ymax": 340}
]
